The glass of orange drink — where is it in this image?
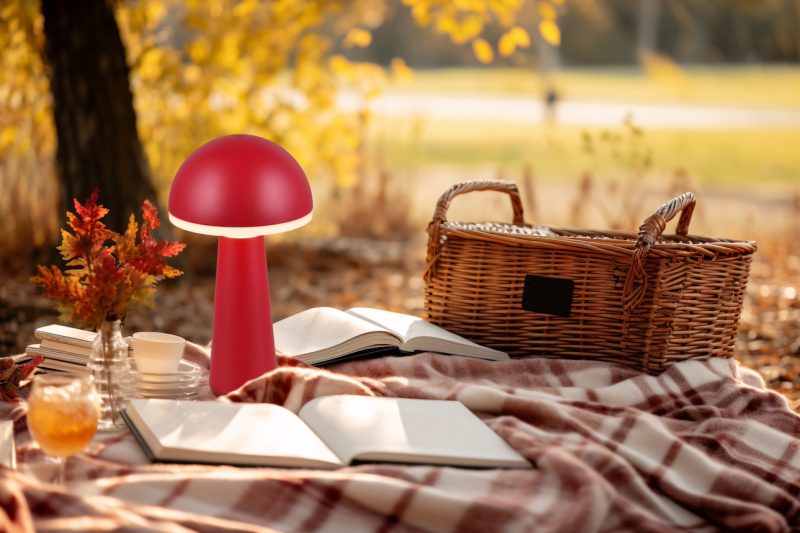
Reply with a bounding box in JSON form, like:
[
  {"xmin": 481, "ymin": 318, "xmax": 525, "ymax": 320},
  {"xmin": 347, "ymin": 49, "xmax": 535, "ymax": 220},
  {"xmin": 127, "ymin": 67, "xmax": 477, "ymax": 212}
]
[{"xmin": 27, "ymin": 374, "xmax": 99, "ymax": 485}]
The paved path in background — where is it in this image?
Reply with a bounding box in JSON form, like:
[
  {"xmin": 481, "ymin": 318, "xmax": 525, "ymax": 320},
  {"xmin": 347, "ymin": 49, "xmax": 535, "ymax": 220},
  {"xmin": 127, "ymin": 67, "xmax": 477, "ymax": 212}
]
[{"xmin": 338, "ymin": 91, "xmax": 800, "ymax": 129}]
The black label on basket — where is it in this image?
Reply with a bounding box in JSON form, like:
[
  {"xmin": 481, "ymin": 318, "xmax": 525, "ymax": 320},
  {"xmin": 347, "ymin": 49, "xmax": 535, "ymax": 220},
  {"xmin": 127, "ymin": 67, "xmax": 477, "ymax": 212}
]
[{"xmin": 522, "ymin": 275, "xmax": 574, "ymax": 317}]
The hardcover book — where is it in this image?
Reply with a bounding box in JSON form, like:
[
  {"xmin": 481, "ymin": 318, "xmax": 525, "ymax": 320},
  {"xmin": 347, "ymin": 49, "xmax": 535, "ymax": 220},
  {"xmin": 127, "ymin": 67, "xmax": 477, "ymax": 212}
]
[
  {"xmin": 34, "ymin": 324, "xmax": 97, "ymax": 348},
  {"xmin": 26, "ymin": 344, "xmax": 89, "ymax": 365},
  {"xmin": 124, "ymin": 396, "xmax": 529, "ymax": 470},
  {"xmin": 273, "ymin": 307, "xmax": 508, "ymax": 365}
]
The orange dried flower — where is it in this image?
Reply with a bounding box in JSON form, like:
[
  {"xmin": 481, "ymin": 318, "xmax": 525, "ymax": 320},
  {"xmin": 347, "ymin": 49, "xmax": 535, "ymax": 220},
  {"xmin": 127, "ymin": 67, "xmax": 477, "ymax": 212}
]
[{"xmin": 31, "ymin": 190, "xmax": 186, "ymax": 329}]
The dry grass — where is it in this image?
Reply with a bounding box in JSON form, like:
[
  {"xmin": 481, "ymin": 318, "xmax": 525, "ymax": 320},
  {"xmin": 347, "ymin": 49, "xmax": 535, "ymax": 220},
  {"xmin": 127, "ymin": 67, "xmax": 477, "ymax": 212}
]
[{"xmin": 331, "ymin": 170, "xmax": 416, "ymax": 241}]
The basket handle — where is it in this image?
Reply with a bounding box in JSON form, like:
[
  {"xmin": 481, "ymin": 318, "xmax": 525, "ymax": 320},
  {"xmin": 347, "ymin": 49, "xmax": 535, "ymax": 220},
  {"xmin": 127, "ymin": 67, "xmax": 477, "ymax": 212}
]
[
  {"xmin": 430, "ymin": 180, "xmax": 525, "ymax": 227},
  {"xmin": 424, "ymin": 180, "xmax": 525, "ymax": 281},
  {"xmin": 622, "ymin": 192, "xmax": 696, "ymax": 310}
]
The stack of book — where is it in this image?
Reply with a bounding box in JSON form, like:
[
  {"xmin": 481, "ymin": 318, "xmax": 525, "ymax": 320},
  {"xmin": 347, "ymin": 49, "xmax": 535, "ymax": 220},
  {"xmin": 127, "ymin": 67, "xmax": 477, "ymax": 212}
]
[{"xmin": 25, "ymin": 324, "xmax": 98, "ymax": 376}]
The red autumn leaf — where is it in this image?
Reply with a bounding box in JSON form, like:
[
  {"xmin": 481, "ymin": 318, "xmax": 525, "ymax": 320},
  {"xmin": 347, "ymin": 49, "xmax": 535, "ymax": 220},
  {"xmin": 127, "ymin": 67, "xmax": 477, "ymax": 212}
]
[
  {"xmin": 130, "ymin": 199, "xmax": 186, "ymax": 277},
  {"xmin": 140, "ymin": 199, "xmax": 160, "ymax": 237},
  {"xmin": 32, "ymin": 191, "xmax": 186, "ymax": 329},
  {"xmin": 0, "ymin": 355, "xmax": 43, "ymax": 402},
  {"xmin": 60, "ymin": 189, "xmax": 116, "ymax": 265},
  {"xmin": 115, "ymin": 214, "xmax": 139, "ymax": 262}
]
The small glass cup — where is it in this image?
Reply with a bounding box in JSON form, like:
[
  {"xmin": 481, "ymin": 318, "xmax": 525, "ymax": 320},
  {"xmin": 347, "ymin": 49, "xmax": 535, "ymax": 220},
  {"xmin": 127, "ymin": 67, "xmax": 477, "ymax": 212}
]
[{"xmin": 27, "ymin": 374, "xmax": 99, "ymax": 485}]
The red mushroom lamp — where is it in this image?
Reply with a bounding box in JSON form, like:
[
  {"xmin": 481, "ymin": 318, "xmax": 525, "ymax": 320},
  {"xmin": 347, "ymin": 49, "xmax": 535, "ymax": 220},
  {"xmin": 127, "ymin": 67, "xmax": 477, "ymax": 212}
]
[{"xmin": 168, "ymin": 135, "xmax": 313, "ymax": 395}]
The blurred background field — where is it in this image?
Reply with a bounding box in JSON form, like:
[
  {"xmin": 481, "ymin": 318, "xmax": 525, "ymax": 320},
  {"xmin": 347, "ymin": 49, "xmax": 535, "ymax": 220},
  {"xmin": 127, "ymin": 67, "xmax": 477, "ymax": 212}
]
[
  {"xmin": 1, "ymin": 0, "xmax": 798, "ymax": 406},
  {"xmin": 404, "ymin": 66, "xmax": 800, "ymax": 107},
  {"xmin": 357, "ymin": 65, "xmax": 800, "ymax": 246}
]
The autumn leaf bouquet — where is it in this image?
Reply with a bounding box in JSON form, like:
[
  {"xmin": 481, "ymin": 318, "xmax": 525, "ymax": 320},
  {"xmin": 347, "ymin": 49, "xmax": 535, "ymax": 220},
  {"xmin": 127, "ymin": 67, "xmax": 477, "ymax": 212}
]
[
  {"xmin": 32, "ymin": 190, "xmax": 186, "ymax": 328},
  {"xmin": 31, "ymin": 190, "xmax": 185, "ymax": 428}
]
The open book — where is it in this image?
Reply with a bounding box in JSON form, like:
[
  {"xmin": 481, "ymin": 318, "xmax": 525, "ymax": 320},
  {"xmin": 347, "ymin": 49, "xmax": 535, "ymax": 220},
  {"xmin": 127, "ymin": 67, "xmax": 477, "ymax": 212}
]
[
  {"xmin": 124, "ymin": 396, "xmax": 529, "ymax": 470},
  {"xmin": 273, "ymin": 307, "xmax": 508, "ymax": 365}
]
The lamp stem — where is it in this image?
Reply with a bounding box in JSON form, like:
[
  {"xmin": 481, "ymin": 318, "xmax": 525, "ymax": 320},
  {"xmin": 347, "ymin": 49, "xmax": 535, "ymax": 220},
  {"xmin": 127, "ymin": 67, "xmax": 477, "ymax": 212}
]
[{"xmin": 211, "ymin": 236, "xmax": 276, "ymax": 395}]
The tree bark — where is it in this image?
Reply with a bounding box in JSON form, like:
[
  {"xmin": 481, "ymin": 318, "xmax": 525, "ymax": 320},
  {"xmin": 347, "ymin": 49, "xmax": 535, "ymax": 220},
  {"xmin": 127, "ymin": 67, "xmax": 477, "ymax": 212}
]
[
  {"xmin": 636, "ymin": 0, "xmax": 661, "ymax": 62},
  {"xmin": 41, "ymin": 0, "xmax": 156, "ymax": 231}
]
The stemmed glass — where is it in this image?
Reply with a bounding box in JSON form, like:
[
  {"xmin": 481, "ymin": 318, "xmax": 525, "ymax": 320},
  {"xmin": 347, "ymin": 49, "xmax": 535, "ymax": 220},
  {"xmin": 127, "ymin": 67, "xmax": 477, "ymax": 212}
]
[{"xmin": 27, "ymin": 374, "xmax": 99, "ymax": 485}]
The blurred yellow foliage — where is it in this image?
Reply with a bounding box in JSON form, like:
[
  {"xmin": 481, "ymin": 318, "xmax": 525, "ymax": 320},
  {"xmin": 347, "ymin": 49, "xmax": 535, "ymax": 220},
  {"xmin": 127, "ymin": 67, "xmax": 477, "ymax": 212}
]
[
  {"xmin": 0, "ymin": 0, "xmax": 58, "ymax": 253},
  {"xmin": 499, "ymin": 26, "xmax": 531, "ymax": 57},
  {"xmin": 539, "ymin": 2, "xmax": 557, "ymax": 20},
  {"xmin": 472, "ymin": 38, "xmax": 495, "ymax": 64},
  {"xmin": 401, "ymin": 0, "xmax": 559, "ymax": 60},
  {"xmin": 344, "ymin": 28, "xmax": 372, "ymax": 48},
  {"xmin": 390, "ymin": 57, "xmax": 415, "ymax": 83},
  {"xmin": 118, "ymin": 0, "xmax": 375, "ymax": 199},
  {"xmin": 539, "ymin": 19, "xmax": 561, "ymax": 46},
  {"xmin": 402, "ymin": 0, "xmax": 539, "ymax": 49}
]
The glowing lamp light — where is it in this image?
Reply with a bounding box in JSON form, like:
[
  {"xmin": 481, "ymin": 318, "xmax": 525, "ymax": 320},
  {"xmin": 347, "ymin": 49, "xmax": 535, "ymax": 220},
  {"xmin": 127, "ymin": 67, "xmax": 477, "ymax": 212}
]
[{"xmin": 168, "ymin": 135, "xmax": 313, "ymax": 395}]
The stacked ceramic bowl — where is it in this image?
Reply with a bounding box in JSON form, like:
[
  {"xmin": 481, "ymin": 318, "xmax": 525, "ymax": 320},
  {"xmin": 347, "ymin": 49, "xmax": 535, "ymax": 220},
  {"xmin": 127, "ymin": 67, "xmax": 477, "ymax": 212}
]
[
  {"xmin": 133, "ymin": 360, "xmax": 202, "ymax": 400},
  {"xmin": 130, "ymin": 332, "xmax": 201, "ymax": 400}
]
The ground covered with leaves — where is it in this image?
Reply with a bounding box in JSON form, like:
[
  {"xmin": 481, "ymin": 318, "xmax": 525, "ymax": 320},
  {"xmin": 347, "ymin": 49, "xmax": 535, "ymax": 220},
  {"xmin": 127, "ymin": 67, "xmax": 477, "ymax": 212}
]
[{"xmin": 1, "ymin": 237, "xmax": 797, "ymax": 410}]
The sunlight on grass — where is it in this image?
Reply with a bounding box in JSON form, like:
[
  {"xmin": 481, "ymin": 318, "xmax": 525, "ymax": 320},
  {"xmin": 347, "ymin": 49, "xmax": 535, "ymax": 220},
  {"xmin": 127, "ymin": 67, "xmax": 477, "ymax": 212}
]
[
  {"xmin": 402, "ymin": 66, "xmax": 800, "ymax": 109},
  {"xmin": 370, "ymin": 118, "xmax": 800, "ymax": 187}
]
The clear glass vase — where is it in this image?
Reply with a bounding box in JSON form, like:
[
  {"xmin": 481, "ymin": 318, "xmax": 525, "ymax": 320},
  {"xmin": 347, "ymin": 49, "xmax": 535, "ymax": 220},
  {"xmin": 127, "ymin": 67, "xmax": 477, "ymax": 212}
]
[{"xmin": 88, "ymin": 320, "xmax": 134, "ymax": 431}]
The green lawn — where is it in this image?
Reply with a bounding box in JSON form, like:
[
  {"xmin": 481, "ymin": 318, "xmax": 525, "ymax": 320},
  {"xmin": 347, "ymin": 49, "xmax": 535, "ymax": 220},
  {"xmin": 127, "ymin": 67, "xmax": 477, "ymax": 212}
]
[{"xmin": 370, "ymin": 119, "xmax": 800, "ymax": 186}]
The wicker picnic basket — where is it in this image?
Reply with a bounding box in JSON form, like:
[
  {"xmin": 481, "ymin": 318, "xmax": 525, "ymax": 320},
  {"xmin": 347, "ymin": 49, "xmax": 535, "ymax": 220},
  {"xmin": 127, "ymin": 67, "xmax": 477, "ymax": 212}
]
[{"xmin": 423, "ymin": 180, "xmax": 757, "ymax": 374}]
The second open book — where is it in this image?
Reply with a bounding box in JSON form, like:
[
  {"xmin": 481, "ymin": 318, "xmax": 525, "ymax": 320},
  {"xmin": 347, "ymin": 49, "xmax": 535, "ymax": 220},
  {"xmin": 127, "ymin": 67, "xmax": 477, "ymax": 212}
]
[
  {"xmin": 124, "ymin": 396, "xmax": 530, "ymax": 470},
  {"xmin": 273, "ymin": 307, "xmax": 508, "ymax": 365}
]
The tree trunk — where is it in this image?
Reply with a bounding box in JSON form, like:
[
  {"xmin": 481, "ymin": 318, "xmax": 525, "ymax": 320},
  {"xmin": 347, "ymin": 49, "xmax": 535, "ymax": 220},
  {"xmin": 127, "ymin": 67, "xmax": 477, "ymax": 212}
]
[
  {"xmin": 41, "ymin": 0, "xmax": 156, "ymax": 231},
  {"xmin": 636, "ymin": 0, "xmax": 661, "ymax": 63}
]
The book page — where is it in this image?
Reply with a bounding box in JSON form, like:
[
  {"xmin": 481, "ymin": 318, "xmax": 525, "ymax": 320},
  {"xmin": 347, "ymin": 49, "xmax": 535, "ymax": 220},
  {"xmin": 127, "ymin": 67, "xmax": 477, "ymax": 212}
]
[
  {"xmin": 0, "ymin": 421, "xmax": 14, "ymax": 469},
  {"xmin": 273, "ymin": 307, "xmax": 401, "ymax": 364},
  {"xmin": 347, "ymin": 308, "xmax": 508, "ymax": 360},
  {"xmin": 126, "ymin": 399, "xmax": 343, "ymax": 469},
  {"xmin": 299, "ymin": 395, "xmax": 529, "ymax": 468}
]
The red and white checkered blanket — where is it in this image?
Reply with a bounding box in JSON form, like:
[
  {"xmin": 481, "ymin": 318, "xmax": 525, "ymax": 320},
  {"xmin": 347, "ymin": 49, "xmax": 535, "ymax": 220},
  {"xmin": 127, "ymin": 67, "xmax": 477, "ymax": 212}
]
[{"xmin": 1, "ymin": 346, "xmax": 799, "ymax": 532}]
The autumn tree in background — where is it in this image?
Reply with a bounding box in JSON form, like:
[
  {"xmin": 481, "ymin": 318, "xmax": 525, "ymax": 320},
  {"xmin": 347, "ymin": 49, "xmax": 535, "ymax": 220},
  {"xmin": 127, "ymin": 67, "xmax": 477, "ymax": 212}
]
[{"xmin": 0, "ymin": 0, "xmax": 558, "ymax": 257}]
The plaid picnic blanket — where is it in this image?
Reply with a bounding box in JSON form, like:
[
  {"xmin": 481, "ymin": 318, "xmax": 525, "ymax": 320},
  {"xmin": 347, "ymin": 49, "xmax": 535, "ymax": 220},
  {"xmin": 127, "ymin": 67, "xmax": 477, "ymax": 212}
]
[{"xmin": 1, "ymin": 346, "xmax": 798, "ymax": 532}]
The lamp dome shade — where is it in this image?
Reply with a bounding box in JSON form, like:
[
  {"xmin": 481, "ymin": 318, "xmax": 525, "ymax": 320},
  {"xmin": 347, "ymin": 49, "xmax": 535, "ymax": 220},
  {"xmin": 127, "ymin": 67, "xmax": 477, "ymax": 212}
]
[{"xmin": 169, "ymin": 135, "xmax": 313, "ymax": 238}]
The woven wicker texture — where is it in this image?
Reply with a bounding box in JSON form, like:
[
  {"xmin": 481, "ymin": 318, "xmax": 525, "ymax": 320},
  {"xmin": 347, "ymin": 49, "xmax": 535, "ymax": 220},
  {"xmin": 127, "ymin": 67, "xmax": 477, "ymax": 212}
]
[{"xmin": 423, "ymin": 180, "xmax": 756, "ymax": 374}]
